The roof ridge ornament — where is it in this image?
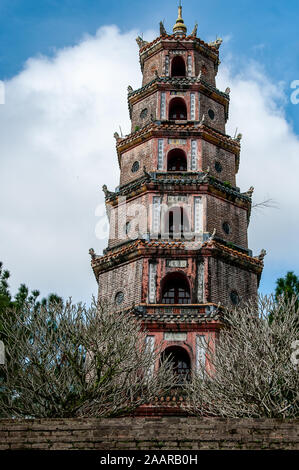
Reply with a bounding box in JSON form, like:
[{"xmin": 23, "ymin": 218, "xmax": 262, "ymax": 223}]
[
  {"xmin": 159, "ymin": 21, "xmax": 167, "ymax": 36},
  {"xmin": 173, "ymin": 2, "xmax": 187, "ymax": 36},
  {"xmin": 191, "ymin": 23, "xmax": 198, "ymax": 37}
]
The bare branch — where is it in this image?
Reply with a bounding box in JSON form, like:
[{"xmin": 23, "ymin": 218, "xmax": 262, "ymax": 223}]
[
  {"xmin": 184, "ymin": 294, "xmax": 299, "ymax": 418},
  {"xmin": 0, "ymin": 298, "xmax": 175, "ymax": 418},
  {"xmin": 252, "ymin": 198, "xmax": 279, "ymax": 211}
]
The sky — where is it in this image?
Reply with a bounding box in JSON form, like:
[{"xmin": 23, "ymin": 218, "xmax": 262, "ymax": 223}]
[{"xmin": 0, "ymin": 0, "xmax": 299, "ymax": 304}]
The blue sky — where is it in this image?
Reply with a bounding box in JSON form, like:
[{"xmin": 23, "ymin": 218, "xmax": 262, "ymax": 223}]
[
  {"xmin": 0, "ymin": 0, "xmax": 298, "ymax": 302},
  {"xmin": 0, "ymin": 0, "xmax": 298, "ymax": 131}
]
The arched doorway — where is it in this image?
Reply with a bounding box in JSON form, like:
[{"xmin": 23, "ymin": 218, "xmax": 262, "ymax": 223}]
[
  {"xmin": 169, "ymin": 97, "xmax": 187, "ymax": 120},
  {"xmin": 161, "ymin": 272, "xmax": 191, "ymax": 304},
  {"xmin": 167, "ymin": 149, "xmax": 187, "ymax": 171},
  {"xmin": 161, "ymin": 346, "xmax": 191, "ymax": 383},
  {"xmin": 171, "ymin": 56, "xmax": 186, "ymax": 77},
  {"xmin": 164, "ymin": 206, "xmax": 189, "ymax": 239}
]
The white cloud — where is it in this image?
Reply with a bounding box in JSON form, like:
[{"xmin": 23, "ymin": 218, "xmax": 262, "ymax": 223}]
[
  {"xmin": 0, "ymin": 26, "xmax": 298, "ymax": 302},
  {"xmin": 217, "ymin": 61, "xmax": 299, "ymax": 291},
  {"xmin": 0, "ymin": 26, "xmax": 148, "ymax": 304}
]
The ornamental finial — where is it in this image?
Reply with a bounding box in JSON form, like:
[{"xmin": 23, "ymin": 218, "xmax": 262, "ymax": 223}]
[{"xmin": 173, "ymin": 2, "xmax": 187, "ymax": 35}]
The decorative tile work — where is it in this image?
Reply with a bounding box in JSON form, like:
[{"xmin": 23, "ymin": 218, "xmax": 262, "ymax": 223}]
[
  {"xmin": 148, "ymin": 262, "xmax": 157, "ymax": 303},
  {"xmin": 166, "ymin": 259, "xmax": 188, "ymax": 268},
  {"xmin": 194, "ymin": 196, "xmax": 203, "ymax": 234},
  {"xmin": 197, "ymin": 261, "xmax": 205, "ymax": 303},
  {"xmin": 190, "ymin": 92, "xmax": 196, "ymax": 120},
  {"xmin": 191, "ymin": 139, "xmax": 197, "ymax": 170},
  {"xmin": 164, "ymin": 55, "xmax": 169, "ymax": 76},
  {"xmin": 157, "ymin": 139, "xmax": 164, "ymax": 170},
  {"xmin": 152, "ymin": 196, "xmax": 161, "ymax": 234},
  {"xmin": 196, "ymin": 334, "xmax": 207, "ymax": 377},
  {"xmin": 160, "ymin": 92, "xmax": 166, "ymax": 119},
  {"xmin": 187, "ymin": 55, "xmax": 192, "ymax": 77}
]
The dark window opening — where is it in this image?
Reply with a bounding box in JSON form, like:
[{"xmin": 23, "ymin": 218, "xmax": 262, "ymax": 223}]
[
  {"xmin": 222, "ymin": 221, "xmax": 231, "ymax": 235},
  {"xmin": 165, "ymin": 207, "xmax": 189, "ymax": 239},
  {"xmin": 171, "ymin": 56, "xmax": 186, "ymax": 77},
  {"xmin": 161, "ymin": 346, "xmax": 191, "ymax": 383},
  {"xmin": 115, "ymin": 291, "xmax": 124, "ymax": 305},
  {"xmin": 167, "ymin": 149, "xmax": 187, "ymax": 171},
  {"xmin": 161, "ymin": 272, "xmax": 191, "ymax": 304},
  {"xmin": 208, "ymin": 109, "xmax": 215, "ymax": 120},
  {"xmin": 169, "ymin": 97, "xmax": 187, "ymax": 120},
  {"xmin": 131, "ymin": 161, "xmax": 140, "ymax": 173},
  {"xmin": 215, "ymin": 161, "xmax": 222, "ymax": 173},
  {"xmin": 230, "ymin": 291, "xmax": 239, "ymax": 305}
]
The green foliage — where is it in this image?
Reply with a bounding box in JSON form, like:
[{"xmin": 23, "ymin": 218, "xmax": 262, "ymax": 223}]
[
  {"xmin": 0, "ymin": 261, "xmax": 63, "ymax": 416},
  {"xmin": 275, "ymin": 271, "xmax": 299, "ymax": 303},
  {"xmin": 0, "ymin": 262, "xmax": 11, "ymax": 316},
  {"xmin": 269, "ymin": 271, "xmax": 299, "ymax": 324}
]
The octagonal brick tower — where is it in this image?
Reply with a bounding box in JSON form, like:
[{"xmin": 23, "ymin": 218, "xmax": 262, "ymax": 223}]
[{"xmin": 91, "ymin": 6, "xmax": 265, "ymax": 380}]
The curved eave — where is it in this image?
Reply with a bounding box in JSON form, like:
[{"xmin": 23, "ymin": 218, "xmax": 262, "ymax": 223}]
[
  {"xmin": 138, "ymin": 35, "xmax": 220, "ymax": 71},
  {"xmin": 128, "ymin": 78, "xmax": 230, "ymax": 121},
  {"xmin": 91, "ymin": 239, "xmax": 263, "ymax": 279},
  {"xmin": 116, "ymin": 123, "xmax": 240, "ymax": 172},
  {"xmin": 104, "ymin": 178, "xmax": 251, "ymax": 213}
]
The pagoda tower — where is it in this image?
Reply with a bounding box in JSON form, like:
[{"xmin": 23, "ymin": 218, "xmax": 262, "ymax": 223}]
[{"xmin": 91, "ymin": 6, "xmax": 265, "ymax": 382}]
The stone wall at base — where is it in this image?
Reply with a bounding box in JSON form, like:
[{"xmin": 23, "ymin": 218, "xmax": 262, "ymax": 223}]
[{"xmin": 0, "ymin": 417, "xmax": 298, "ymax": 450}]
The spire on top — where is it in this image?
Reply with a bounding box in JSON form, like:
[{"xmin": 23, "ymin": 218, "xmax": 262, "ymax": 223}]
[{"xmin": 173, "ymin": 1, "xmax": 187, "ymax": 36}]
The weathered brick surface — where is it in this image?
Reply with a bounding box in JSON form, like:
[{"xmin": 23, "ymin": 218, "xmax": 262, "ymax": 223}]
[
  {"xmin": 202, "ymin": 140, "xmax": 237, "ymax": 186},
  {"xmin": 0, "ymin": 418, "xmax": 298, "ymax": 450},
  {"xmin": 206, "ymin": 194, "xmax": 248, "ymax": 249},
  {"xmin": 141, "ymin": 45, "xmax": 216, "ymax": 87},
  {"xmin": 98, "ymin": 258, "xmax": 143, "ymax": 309},
  {"xmin": 208, "ymin": 257, "xmax": 259, "ymax": 306}
]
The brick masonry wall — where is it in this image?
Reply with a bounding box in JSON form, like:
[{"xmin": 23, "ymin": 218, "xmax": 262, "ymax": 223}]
[
  {"xmin": 98, "ymin": 259, "xmax": 143, "ymax": 309},
  {"xmin": 130, "ymin": 93, "xmax": 158, "ymax": 132},
  {"xmin": 206, "ymin": 195, "xmax": 248, "ymax": 249},
  {"xmin": 200, "ymin": 94, "xmax": 226, "ymax": 134},
  {"xmin": 120, "ymin": 141, "xmax": 154, "ymax": 187},
  {"xmin": 0, "ymin": 417, "xmax": 298, "ymax": 450},
  {"xmin": 142, "ymin": 45, "xmax": 217, "ymax": 87},
  {"xmin": 202, "ymin": 141, "xmax": 236, "ymax": 186},
  {"xmin": 208, "ymin": 257, "xmax": 258, "ymax": 306}
]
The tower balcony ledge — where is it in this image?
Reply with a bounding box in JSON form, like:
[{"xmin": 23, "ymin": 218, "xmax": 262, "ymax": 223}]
[
  {"xmin": 128, "ymin": 76, "xmax": 230, "ymax": 102},
  {"xmin": 131, "ymin": 303, "xmax": 223, "ymax": 329}
]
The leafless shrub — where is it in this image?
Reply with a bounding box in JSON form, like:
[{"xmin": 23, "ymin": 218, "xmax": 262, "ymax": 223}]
[
  {"xmin": 252, "ymin": 198, "xmax": 278, "ymax": 211},
  {"xmin": 0, "ymin": 298, "xmax": 175, "ymax": 418},
  {"xmin": 185, "ymin": 294, "xmax": 299, "ymax": 418}
]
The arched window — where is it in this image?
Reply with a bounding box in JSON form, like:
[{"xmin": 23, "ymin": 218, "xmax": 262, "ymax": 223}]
[
  {"xmin": 164, "ymin": 206, "xmax": 189, "ymax": 239},
  {"xmin": 161, "ymin": 272, "xmax": 191, "ymax": 304},
  {"xmin": 161, "ymin": 346, "xmax": 191, "ymax": 383},
  {"xmin": 169, "ymin": 97, "xmax": 187, "ymax": 120},
  {"xmin": 171, "ymin": 56, "xmax": 186, "ymax": 77},
  {"xmin": 167, "ymin": 149, "xmax": 187, "ymax": 171}
]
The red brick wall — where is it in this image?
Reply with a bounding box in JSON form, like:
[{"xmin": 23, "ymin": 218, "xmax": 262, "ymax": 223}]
[
  {"xmin": 141, "ymin": 44, "xmax": 217, "ymax": 87},
  {"xmin": 120, "ymin": 141, "xmax": 154, "ymax": 187},
  {"xmin": 200, "ymin": 94, "xmax": 226, "ymax": 133},
  {"xmin": 108, "ymin": 193, "xmax": 149, "ymax": 248},
  {"xmin": 206, "ymin": 195, "xmax": 248, "ymax": 248},
  {"xmin": 0, "ymin": 417, "xmax": 298, "ymax": 450},
  {"xmin": 202, "ymin": 141, "xmax": 236, "ymax": 185},
  {"xmin": 98, "ymin": 259, "xmax": 144, "ymax": 309},
  {"xmin": 208, "ymin": 257, "xmax": 258, "ymax": 306},
  {"xmin": 130, "ymin": 92, "xmax": 158, "ymax": 132}
]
